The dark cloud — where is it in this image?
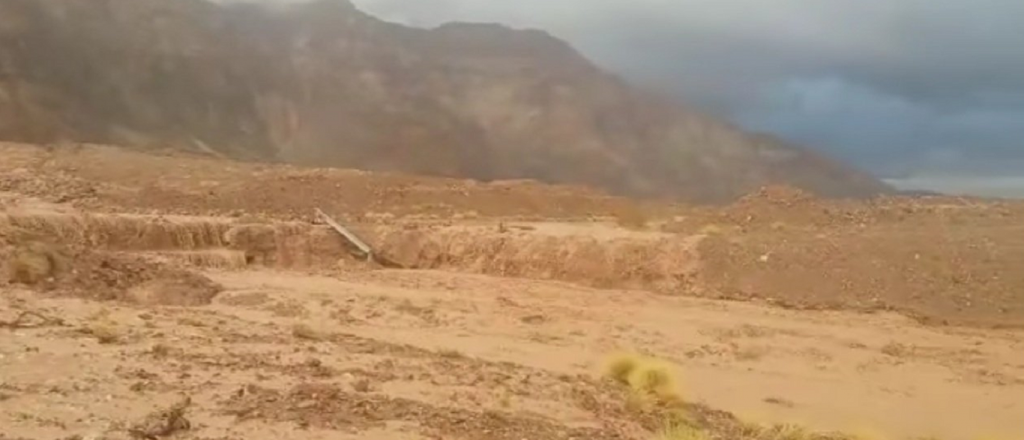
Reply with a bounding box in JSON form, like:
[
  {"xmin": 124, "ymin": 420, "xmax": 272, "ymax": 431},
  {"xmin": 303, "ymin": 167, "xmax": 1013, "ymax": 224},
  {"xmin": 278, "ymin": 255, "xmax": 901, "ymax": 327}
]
[
  {"xmin": 350, "ymin": 0, "xmax": 1024, "ymax": 179},
  {"xmin": 230, "ymin": 0, "xmax": 1023, "ymax": 182}
]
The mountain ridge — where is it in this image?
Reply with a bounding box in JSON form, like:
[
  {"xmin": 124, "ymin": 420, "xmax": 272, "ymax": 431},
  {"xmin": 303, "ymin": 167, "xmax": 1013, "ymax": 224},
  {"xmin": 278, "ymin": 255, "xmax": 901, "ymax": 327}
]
[{"xmin": 0, "ymin": 0, "xmax": 893, "ymax": 202}]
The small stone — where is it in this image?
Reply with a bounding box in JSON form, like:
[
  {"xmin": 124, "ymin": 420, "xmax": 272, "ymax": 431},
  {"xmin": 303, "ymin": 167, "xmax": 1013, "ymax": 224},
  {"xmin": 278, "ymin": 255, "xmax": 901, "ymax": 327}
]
[{"xmin": 352, "ymin": 379, "xmax": 372, "ymax": 393}]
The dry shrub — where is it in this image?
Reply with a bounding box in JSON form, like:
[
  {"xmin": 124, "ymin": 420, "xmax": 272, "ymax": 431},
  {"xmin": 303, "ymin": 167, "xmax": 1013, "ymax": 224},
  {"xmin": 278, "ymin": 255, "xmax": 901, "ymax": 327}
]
[
  {"xmin": 150, "ymin": 343, "xmax": 173, "ymax": 357},
  {"xmin": 351, "ymin": 378, "xmax": 373, "ymax": 393},
  {"xmin": 655, "ymin": 422, "xmax": 710, "ymax": 440},
  {"xmin": 601, "ymin": 356, "xmax": 831, "ymax": 440},
  {"xmin": 634, "ymin": 366, "xmax": 676, "ymax": 398},
  {"xmin": 128, "ymin": 396, "xmax": 192, "ymax": 439},
  {"xmin": 766, "ymin": 424, "xmax": 813, "ymax": 440},
  {"xmin": 5, "ymin": 246, "xmax": 53, "ymax": 284},
  {"xmin": 495, "ymin": 386, "xmax": 513, "ymax": 409},
  {"xmin": 605, "ymin": 353, "xmax": 640, "ymax": 385},
  {"xmin": 82, "ymin": 321, "xmax": 123, "ymax": 344},
  {"xmin": 733, "ymin": 345, "xmax": 770, "ymax": 362},
  {"xmin": 176, "ymin": 317, "xmax": 207, "ymax": 327},
  {"xmin": 880, "ymin": 342, "xmax": 912, "ymax": 357},
  {"xmin": 292, "ymin": 323, "xmax": 324, "ymax": 341},
  {"xmin": 2, "ymin": 240, "xmax": 67, "ymax": 285},
  {"xmin": 438, "ymin": 348, "xmax": 467, "ymax": 359},
  {"xmin": 738, "ymin": 422, "xmax": 831, "ymax": 440},
  {"xmin": 603, "ymin": 352, "xmax": 681, "ymax": 403}
]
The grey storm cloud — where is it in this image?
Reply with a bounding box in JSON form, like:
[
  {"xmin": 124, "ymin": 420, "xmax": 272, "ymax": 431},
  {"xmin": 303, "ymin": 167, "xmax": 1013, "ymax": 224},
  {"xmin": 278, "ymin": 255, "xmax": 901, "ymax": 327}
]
[
  {"xmin": 349, "ymin": 0, "xmax": 1024, "ymax": 178},
  {"xmin": 240, "ymin": 0, "xmax": 1024, "ymax": 180}
]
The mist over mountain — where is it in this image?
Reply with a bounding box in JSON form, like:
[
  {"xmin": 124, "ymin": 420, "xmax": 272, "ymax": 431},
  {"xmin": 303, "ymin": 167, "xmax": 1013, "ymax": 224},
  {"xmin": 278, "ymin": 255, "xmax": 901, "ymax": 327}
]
[
  {"xmin": 0, "ymin": 0, "xmax": 892, "ymax": 202},
  {"xmin": 350, "ymin": 0, "xmax": 1024, "ymax": 186}
]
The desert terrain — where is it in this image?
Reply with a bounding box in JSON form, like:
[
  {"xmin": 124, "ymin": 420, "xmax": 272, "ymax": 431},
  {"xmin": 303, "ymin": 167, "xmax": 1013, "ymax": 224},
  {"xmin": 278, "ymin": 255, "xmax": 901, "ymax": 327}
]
[{"xmin": 1, "ymin": 142, "xmax": 1022, "ymax": 440}]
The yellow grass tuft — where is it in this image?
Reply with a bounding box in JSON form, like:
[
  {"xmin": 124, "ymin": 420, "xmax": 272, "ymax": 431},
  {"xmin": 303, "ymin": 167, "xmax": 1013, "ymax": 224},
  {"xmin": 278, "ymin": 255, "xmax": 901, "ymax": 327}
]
[
  {"xmin": 633, "ymin": 364, "xmax": 674, "ymax": 396},
  {"xmin": 767, "ymin": 424, "xmax": 813, "ymax": 440},
  {"xmin": 654, "ymin": 422, "xmax": 710, "ymax": 440},
  {"xmin": 602, "ymin": 354, "xmax": 839, "ymax": 440},
  {"xmin": 603, "ymin": 352, "xmax": 682, "ymax": 402},
  {"xmin": 604, "ymin": 352, "xmax": 641, "ymax": 385}
]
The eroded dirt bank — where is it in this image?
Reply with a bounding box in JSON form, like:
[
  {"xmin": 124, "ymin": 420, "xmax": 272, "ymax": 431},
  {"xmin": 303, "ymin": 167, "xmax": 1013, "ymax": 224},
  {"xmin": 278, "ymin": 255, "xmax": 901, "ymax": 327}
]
[{"xmin": 5, "ymin": 208, "xmax": 1022, "ymax": 328}]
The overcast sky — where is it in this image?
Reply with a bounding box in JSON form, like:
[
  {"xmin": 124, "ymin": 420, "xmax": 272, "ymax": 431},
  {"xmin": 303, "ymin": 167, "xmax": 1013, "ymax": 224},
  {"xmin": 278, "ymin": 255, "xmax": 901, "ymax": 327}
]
[{"xmin": 342, "ymin": 0, "xmax": 1024, "ymax": 181}]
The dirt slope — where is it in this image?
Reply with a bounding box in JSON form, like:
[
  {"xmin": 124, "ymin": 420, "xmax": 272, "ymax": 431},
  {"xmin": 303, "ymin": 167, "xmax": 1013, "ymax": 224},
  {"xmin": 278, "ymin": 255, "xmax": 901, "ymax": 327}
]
[{"xmin": 0, "ymin": 0, "xmax": 890, "ymax": 202}]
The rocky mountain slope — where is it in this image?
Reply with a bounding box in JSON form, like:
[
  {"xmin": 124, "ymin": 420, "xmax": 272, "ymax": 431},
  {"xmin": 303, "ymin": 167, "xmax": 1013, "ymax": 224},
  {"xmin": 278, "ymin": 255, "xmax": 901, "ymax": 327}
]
[{"xmin": 0, "ymin": 0, "xmax": 891, "ymax": 202}]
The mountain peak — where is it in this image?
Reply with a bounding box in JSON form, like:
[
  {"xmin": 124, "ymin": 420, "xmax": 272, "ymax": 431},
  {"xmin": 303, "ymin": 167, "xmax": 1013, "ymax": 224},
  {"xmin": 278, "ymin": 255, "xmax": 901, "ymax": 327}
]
[{"xmin": 0, "ymin": 0, "xmax": 891, "ymax": 202}]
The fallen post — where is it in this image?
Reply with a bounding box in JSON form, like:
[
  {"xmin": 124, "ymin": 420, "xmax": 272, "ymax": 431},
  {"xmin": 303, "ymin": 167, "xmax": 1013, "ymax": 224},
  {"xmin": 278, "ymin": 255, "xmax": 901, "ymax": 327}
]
[{"xmin": 315, "ymin": 208, "xmax": 375, "ymax": 263}]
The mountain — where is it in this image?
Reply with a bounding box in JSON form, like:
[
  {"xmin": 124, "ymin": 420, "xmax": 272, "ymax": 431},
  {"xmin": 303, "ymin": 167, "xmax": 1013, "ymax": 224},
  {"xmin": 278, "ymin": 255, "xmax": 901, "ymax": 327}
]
[{"xmin": 0, "ymin": 0, "xmax": 892, "ymax": 202}]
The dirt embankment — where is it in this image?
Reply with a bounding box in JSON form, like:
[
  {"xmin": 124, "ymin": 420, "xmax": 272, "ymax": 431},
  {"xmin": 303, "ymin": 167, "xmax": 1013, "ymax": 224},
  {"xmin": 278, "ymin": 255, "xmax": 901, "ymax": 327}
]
[
  {"xmin": 1, "ymin": 222, "xmax": 221, "ymax": 307},
  {"xmin": 2, "ymin": 143, "xmax": 1023, "ymax": 328},
  {"xmin": 0, "ymin": 211, "xmax": 354, "ymax": 271},
  {"xmin": 367, "ymin": 222, "xmax": 1024, "ymax": 328},
  {"xmin": 371, "ymin": 224, "xmax": 702, "ymax": 293},
  {"xmin": 366, "ymin": 188, "xmax": 1024, "ymax": 328}
]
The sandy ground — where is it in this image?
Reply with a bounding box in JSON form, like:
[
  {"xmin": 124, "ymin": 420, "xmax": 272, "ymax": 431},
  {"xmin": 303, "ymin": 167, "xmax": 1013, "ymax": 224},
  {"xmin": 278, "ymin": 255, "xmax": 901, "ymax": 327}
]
[
  {"xmin": 2, "ymin": 142, "xmax": 1024, "ymax": 440},
  {"xmin": 2, "ymin": 268, "xmax": 1022, "ymax": 440}
]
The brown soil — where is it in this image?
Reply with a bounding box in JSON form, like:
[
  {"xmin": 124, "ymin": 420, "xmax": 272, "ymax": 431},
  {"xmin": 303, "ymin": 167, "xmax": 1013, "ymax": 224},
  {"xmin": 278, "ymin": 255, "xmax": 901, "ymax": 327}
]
[
  {"xmin": 0, "ymin": 142, "xmax": 666, "ymax": 222},
  {"xmin": 1, "ymin": 142, "xmax": 1023, "ymax": 440},
  {"xmin": 3, "ymin": 268, "xmax": 1022, "ymax": 440}
]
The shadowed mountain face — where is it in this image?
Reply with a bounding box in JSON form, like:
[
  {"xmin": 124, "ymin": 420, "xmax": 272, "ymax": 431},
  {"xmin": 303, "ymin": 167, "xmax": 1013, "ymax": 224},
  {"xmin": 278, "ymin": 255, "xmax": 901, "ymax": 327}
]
[{"xmin": 0, "ymin": 0, "xmax": 891, "ymax": 202}]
